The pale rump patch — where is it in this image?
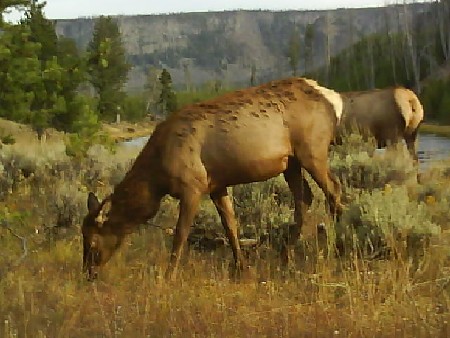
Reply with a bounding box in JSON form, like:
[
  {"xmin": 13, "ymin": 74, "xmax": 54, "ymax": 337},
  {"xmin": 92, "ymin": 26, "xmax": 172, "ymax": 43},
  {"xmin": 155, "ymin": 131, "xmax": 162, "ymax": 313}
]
[
  {"xmin": 303, "ymin": 78, "xmax": 343, "ymax": 122},
  {"xmin": 393, "ymin": 88, "xmax": 424, "ymax": 131}
]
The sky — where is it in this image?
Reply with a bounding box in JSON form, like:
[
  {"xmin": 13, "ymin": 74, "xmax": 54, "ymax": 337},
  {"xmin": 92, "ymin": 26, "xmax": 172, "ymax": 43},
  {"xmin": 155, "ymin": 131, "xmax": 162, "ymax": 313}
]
[{"xmin": 4, "ymin": 0, "xmax": 431, "ymax": 21}]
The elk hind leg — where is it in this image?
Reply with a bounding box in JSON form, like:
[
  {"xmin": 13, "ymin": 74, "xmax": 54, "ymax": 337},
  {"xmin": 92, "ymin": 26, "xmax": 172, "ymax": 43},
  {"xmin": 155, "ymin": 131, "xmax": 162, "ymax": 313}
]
[
  {"xmin": 299, "ymin": 150, "xmax": 343, "ymax": 221},
  {"xmin": 281, "ymin": 157, "xmax": 313, "ymax": 267}
]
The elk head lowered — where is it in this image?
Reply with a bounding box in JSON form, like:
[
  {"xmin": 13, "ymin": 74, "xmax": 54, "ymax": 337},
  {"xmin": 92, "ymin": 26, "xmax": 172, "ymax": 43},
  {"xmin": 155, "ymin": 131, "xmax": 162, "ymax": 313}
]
[{"xmin": 82, "ymin": 192, "xmax": 124, "ymax": 280}]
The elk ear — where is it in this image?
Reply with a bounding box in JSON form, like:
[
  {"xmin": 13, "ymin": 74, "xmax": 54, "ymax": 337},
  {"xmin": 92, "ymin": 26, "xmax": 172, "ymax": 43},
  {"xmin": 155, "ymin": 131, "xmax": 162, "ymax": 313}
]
[{"xmin": 87, "ymin": 192, "xmax": 101, "ymax": 213}]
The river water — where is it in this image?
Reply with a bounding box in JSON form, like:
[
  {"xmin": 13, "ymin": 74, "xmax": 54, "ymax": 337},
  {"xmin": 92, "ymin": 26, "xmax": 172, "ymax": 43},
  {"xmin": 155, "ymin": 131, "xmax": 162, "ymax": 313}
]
[
  {"xmin": 122, "ymin": 133, "xmax": 450, "ymax": 170},
  {"xmin": 417, "ymin": 134, "xmax": 450, "ymax": 165}
]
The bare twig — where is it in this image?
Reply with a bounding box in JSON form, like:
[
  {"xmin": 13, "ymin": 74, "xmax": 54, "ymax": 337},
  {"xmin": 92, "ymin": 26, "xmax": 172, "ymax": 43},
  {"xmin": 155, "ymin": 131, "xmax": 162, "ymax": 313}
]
[
  {"xmin": 1, "ymin": 220, "xmax": 28, "ymax": 267},
  {"xmin": 232, "ymin": 196, "xmax": 246, "ymax": 209},
  {"xmin": 411, "ymin": 276, "xmax": 450, "ymax": 290}
]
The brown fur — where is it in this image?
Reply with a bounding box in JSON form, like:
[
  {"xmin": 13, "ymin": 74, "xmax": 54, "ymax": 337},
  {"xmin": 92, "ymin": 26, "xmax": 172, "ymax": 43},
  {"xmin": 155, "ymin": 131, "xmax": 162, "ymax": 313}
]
[
  {"xmin": 82, "ymin": 77, "xmax": 344, "ymax": 281},
  {"xmin": 337, "ymin": 87, "xmax": 424, "ymax": 161}
]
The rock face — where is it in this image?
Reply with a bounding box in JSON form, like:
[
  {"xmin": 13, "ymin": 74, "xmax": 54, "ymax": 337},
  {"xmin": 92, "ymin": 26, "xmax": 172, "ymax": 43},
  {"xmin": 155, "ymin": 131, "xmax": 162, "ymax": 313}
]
[{"xmin": 55, "ymin": 4, "xmax": 431, "ymax": 89}]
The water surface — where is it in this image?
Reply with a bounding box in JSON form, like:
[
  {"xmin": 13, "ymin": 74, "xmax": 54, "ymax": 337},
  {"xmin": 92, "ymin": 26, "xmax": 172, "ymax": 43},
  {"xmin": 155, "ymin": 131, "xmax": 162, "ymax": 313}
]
[{"xmin": 122, "ymin": 133, "xmax": 450, "ymax": 170}]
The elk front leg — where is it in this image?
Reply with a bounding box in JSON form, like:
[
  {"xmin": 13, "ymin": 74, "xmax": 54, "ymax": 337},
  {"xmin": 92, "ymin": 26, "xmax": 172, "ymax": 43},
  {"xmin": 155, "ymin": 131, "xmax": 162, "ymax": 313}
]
[{"xmin": 165, "ymin": 191, "xmax": 201, "ymax": 281}]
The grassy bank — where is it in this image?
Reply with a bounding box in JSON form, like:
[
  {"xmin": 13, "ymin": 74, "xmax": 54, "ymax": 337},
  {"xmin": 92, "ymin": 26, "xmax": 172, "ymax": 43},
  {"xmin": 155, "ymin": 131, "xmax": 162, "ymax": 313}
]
[
  {"xmin": 0, "ymin": 118, "xmax": 157, "ymax": 146},
  {"xmin": 420, "ymin": 122, "xmax": 450, "ymax": 138},
  {"xmin": 100, "ymin": 120, "xmax": 156, "ymax": 142},
  {"xmin": 0, "ymin": 128, "xmax": 450, "ymax": 336}
]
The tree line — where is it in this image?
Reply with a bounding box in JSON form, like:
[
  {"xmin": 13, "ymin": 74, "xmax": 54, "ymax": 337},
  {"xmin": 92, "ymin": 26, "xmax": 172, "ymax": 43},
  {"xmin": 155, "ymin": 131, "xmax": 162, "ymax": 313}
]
[
  {"xmin": 285, "ymin": 1, "xmax": 450, "ymax": 122},
  {"xmin": 2, "ymin": 0, "xmax": 450, "ymax": 136},
  {"xmin": 0, "ymin": 0, "xmax": 177, "ymax": 139}
]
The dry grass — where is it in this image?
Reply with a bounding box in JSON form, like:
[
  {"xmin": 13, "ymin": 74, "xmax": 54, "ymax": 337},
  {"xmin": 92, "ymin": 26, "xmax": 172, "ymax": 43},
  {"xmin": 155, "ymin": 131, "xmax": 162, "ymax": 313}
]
[
  {"xmin": 0, "ymin": 117, "xmax": 157, "ymax": 146},
  {"xmin": 1, "ymin": 127, "xmax": 450, "ymax": 337},
  {"xmin": 101, "ymin": 120, "xmax": 156, "ymax": 142},
  {"xmin": 1, "ymin": 234, "xmax": 449, "ymax": 337}
]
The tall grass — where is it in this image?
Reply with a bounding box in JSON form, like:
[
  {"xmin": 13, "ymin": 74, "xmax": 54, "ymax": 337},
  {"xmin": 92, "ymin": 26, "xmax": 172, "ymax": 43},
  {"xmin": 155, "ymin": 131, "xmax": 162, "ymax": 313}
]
[{"xmin": 0, "ymin": 133, "xmax": 449, "ymax": 337}]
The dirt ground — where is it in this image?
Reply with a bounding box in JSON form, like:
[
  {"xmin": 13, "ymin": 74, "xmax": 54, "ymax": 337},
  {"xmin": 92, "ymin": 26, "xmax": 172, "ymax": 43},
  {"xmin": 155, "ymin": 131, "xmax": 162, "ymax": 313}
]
[{"xmin": 100, "ymin": 120, "xmax": 156, "ymax": 142}]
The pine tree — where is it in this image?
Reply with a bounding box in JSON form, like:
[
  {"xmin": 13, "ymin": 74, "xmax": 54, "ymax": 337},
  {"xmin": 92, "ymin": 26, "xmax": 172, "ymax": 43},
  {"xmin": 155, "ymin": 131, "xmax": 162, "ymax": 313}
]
[
  {"xmin": 87, "ymin": 16, "xmax": 130, "ymax": 121},
  {"xmin": 250, "ymin": 63, "xmax": 256, "ymax": 86},
  {"xmin": 287, "ymin": 26, "xmax": 300, "ymax": 76},
  {"xmin": 21, "ymin": 0, "xmax": 59, "ymax": 136},
  {"xmin": 144, "ymin": 66, "xmax": 162, "ymax": 116},
  {"xmin": 0, "ymin": 1, "xmax": 88, "ymax": 134},
  {"xmin": 0, "ymin": 24, "xmax": 41, "ymax": 123},
  {"xmin": 303, "ymin": 24, "xmax": 315, "ymax": 76},
  {"xmin": 158, "ymin": 68, "xmax": 177, "ymax": 115},
  {"xmin": 53, "ymin": 37, "xmax": 86, "ymax": 131}
]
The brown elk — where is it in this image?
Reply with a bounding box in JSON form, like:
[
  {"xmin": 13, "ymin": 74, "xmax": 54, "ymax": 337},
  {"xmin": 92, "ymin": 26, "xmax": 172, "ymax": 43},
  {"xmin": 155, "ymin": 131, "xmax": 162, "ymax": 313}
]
[
  {"xmin": 82, "ymin": 77, "xmax": 344, "ymax": 281},
  {"xmin": 337, "ymin": 87, "xmax": 424, "ymax": 161}
]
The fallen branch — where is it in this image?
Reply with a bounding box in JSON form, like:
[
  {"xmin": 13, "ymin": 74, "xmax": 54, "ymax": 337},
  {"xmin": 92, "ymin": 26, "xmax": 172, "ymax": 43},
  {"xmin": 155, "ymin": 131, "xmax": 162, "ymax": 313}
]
[{"xmin": 1, "ymin": 220, "xmax": 28, "ymax": 267}]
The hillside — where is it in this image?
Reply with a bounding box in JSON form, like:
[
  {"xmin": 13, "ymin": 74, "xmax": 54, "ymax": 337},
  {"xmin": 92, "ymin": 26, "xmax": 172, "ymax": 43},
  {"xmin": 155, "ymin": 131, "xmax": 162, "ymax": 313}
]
[{"xmin": 54, "ymin": 3, "xmax": 432, "ymax": 90}]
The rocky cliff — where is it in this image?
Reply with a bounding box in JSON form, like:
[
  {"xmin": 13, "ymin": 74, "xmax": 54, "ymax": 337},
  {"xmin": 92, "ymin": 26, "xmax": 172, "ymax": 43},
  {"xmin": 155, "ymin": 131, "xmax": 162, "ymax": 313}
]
[{"xmin": 54, "ymin": 3, "xmax": 431, "ymax": 90}]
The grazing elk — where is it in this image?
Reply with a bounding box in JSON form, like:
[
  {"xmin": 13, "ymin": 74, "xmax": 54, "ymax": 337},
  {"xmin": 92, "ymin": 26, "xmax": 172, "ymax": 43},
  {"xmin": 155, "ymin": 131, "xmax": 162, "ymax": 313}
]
[
  {"xmin": 337, "ymin": 87, "xmax": 424, "ymax": 161},
  {"xmin": 82, "ymin": 77, "xmax": 344, "ymax": 281}
]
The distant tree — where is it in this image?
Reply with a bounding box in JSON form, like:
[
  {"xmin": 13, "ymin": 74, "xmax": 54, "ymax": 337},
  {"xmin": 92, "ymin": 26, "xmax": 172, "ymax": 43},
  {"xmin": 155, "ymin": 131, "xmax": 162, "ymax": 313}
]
[
  {"xmin": 21, "ymin": 0, "xmax": 59, "ymax": 136},
  {"xmin": 0, "ymin": 24, "xmax": 41, "ymax": 123},
  {"xmin": 53, "ymin": 36, "xmax": 86, "ymax": 131},
  {"xmin": 383, "ymin": 7, "xmax": 398, "ymax": 85},
  {"xmin": 158, "ymin": 68, "xmax": 177, "ymax": 115},
  {"xmin": 182, "ymin": 59, "xmax": 192, "ymax": 92},
  {"xmin": 87, "ymin": 15, "xmax": 131, "ymax": 121},
  {"xmin": 144, "ymin": 66, "xmax": 162, "ymax": 116},
  {"xmin": 323, "ymin": 12, "xmax": 333, "ymax": 85},
  {"xmin": 0, "ymin": 1, "xmax": 89, "ymax": 135},
  {"xmin": 303, "ymin": 23, "xmax": 315, "ymax": 75},
  {"xmin": 342, "ymin": 9, "xmax": 356, "ymax": 90},
  {"xmin": 287, "ymin": 26, "xmax": 300, "ymax": 76},
  {"xmin": 250, "ymin": 63, "xmax": 257, "ymax": 86},
  {"xmin": 23, "ymin": 0, "xmax": 56, "ymax": 61},
  {"xmin": 400, "ymin": 3, "xmax": 421, "ymax": 93},
  {"xmin": 435, "ymin": 0, "xmax": 450, "ymax": 61}
]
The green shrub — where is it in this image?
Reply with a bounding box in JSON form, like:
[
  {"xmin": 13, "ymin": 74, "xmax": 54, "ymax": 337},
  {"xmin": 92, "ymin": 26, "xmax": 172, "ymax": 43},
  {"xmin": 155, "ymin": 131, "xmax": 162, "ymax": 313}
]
[
  {"xmin": 0, "ymin": 140, "xmax": 68, "ymax": 179},
  {"xmin": 121, "ymin": 94, "xmax": 147, "ymax": 122},
  {"xmin": 326, "ymin": 131, "xmax": 442, "ymax": 259},
  {"xmin": 48, "ymin": 180, "xmax": 87, "ymax": 228},
  {"xmin": 421, "ymin": 78, "xmax": 450, "ymax": 122},
  {"xmin": 232, "ymin": 177, "xmax": 294, "ymax": 237},
  {"xmin": 82, "ymin": 143, "xmax": 133, "ymax": 189},
  {"xmin": 65, "ymin": 131, "xmax": 115, "ymax": 159},
  {"xmin": 330, "ymin": 133, "xmax": 417, "ymax": 191},
  {"xmin": 337, "ymin": 185, "xmax": 440, "ymax": 257},
  {"xmin": 1, "ymin": 133, "xmax": 15, "ymax": 145}
]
